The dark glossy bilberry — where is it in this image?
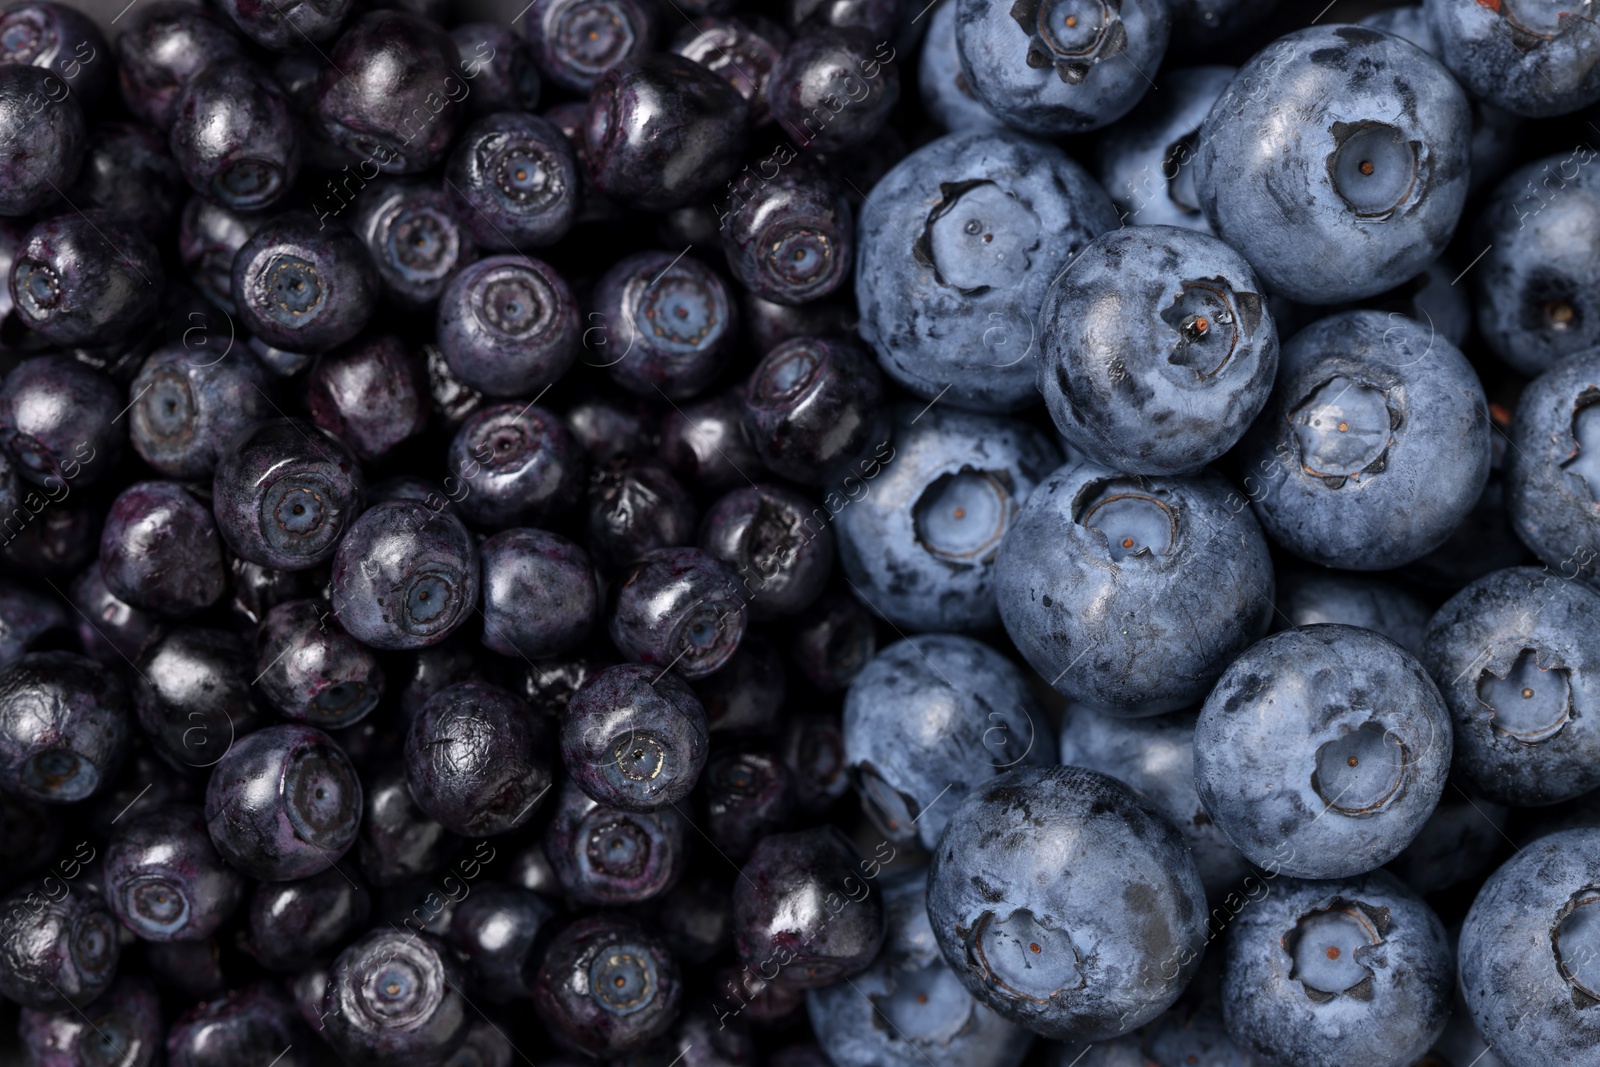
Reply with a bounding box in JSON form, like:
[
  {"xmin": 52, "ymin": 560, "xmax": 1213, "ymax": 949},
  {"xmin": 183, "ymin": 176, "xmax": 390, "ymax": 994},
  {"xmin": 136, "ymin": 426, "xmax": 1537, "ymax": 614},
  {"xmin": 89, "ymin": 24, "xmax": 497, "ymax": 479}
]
[
  {"xmin": 114, "ymin": 2, "xmax": 243, "ymax": 131},
  {"xmin": 768, "ymin": 27, "xmax": 898, "ymax": 153},
  {"xmin": 248, "ymin": 863, "xmax": 371, "ymax": 972},
  {"xmin": 436, "ymin": 254, "xmax": 579, "ymax": 398},
  {"xmin": 104, "ymin": 804, "xmax": 247, "ymax": 941},
  {"xmin": 0, "ymin": 651, "xmax": 127, "ymax": 803},
  {"xmin": 205, "ymin": 723, "xmax": 363, "ymax": 880},
  {"xmin": 453, "ymin": 23, "xmax": 540, "ymax": 115},
  {"xmin": 592, "ymin": 249, "xmax": 738, "ymax": 400},
  {"xmin": 517, "ymin": 654, "xmax": 604, "ymax": 721},
  {"xmin": 1237, "ymin": 311, "xmax": 1490, "ymax": 570},
  {"xmin": 169, "ymin": 62, "xmax": 301, "ymax": 212},
  {"xmin": 321, "ymin": 927, "xmax": 470, "ymax": 1067},
  {"xmin": 213, "ymin": 417, "xmax": 364, "ymax": 571},
  {"xmin": 780, "ymin": 711, "xmax": 849, "ymax": 814},
  {"xmin": 257, "ymin": 599, "xmax": 385, "ymax": 729},
  {"xmin": 12, "ymin": 212, "xmax": 163, "ymax": 347},
  {"xmin": 67, "ymin": 122, "xmax": 184, "ymax": 240},
  {"xmin": 567, "ymin": 394, "xmax": 658, "ymax": 467},
  {"xmin": 733, "ymin": 825, "xmax": 884, "ymax": 988},
  {"xmin": 693, "ymin": 633, "xmax": 785, "ymax": 736},
  {"xmin": 178, "ymin": 197, "xmax": 262, "ymax": 313},
  {"xmin": 1277, "ymin": 569, "xmax": 1431, "ymax": 659},
  {"xmin": 229, "ymin": 556, "xmax": 310, "ymax": 630},
  {"xmin": 68, "ymin": 561, "xmax": 164, "ymax": 667},
  {"xmin": 610, "ymin": 547, "xmax": 749, "ymax": 679},
  {"xmin": 699, "ymin": 745, "xmax": 794, "ymax": 860},
  {"xmin": 214, "ymin": 0, "xmax": 349, "ymax": 50},
  {"xmin": 405, "ymin": 680, "xmax": 555, "ymax": 837},
  {"xmin": 98, "ymin": 481, "xmax": 225, "ymax": 618},
  {"xmin": 358, "ymin": 767, "xmax": 451, "ymax": 888},
  {"xmin": 673, "ymin": 15, "xmax": 788, "ymax": 126},
  {"xmin": 1224, "ymin": 870, "xmax": 1451, "ymax": 1067},
  {"xmin": 166, "ymin": 982, "xmax": 313, "ymax": 1067},
  {"xmin": 788, "ymin": 591, "xmax": 876, "ymax": 696},
  {"xmin": 307, "ymin": 335, "xmax": 430, "ymax": 461},
  {"xmin": 742, "ymin": 337, "xmax": 883, "ymax": 485},
  {"xmin": 445, "ymin": 882, "xmax": 554, "ymax": 1002},
  {"xmin": 18, "ymin": 974, "xmax": 162, "ymax": 1067},
  {"xmin": 0, "ymin": 882, "xmax": 119, "ymax": 1009},
  {"xmin": 133, "ymin": 627, "xmax": 267, "ymax": 772},
  {"xmin": 1387, "ymin": 789, "xmax": 1509, "ymax": 896},
  {"xmin": 1195, "ymin": 624, "xmax": 1453, "ymax": 879},
  {"xmin": 523, "ymin": 0, "xmax": 656, "ymax": 93},
  {"xmin": 1505, "ymin": 348, "xmax": 1600, "ymax": 581},
  {"xmin": 0, "ymin": 576, "xmax": 66, "ymax": 668},
  {"xmin": 231, "ymin": 213, "xmax": 378, "ymax": 354},
  {"xmin": 1427, "ymin": 0, "xmax": 1600, "ymax": 117},
  {"xmin": 789, "ymin": 0, "xmax": 897, "ymax": 37},
  {"xmin": 480, "ymin": 527, "xmax": 597, "ymax": 660},
  {"xmin": 447, "ymin": 402, "xmax": 584, "ymax": 529},
  {"xmin": 562, "ymin": 663, "xmax": 710, "ymax": 812},
  {"xmin": 314, "ymin": 11, "xmax": 463, "ymax": 174},
  {"xmin": 0, "ymin": 1, "xmax": 109, "ymax": 106},
  {"xmin": 856, "ymin": 128, "xmax": 1119, "ymax": 412},
  {"xmin": 532, "ymin": 914, "xmax": 682, "ymax": 1056},
  {"xmin": 1095, "ymin": 65, "xmax": 1231, "ymax": 231},
  {"xmin": 587, "ymin": 457, "xmax": 698, "ymax": 572},
  {"xmin": 658, "ymin": 387, "xmax": 765, "ymax": 495},
  {"xmin": 0, "ymin": 64, "xmax": 83, "ymax": 216},
  {"xmin": 742, "ymin": 288, "xmax": 856, "ymax": 354},
  {"xmin": 546, "ymin": 777, "xmax": 688, "ymax": 905},
  {"xmin": 329, "ymin": 500, "xmax": 480, "ymax": 651},
  {"xmin": 446, "ymin": 112, "xmax": 577, "ymax": 250},
  {"xmin": 128, "ymin": 342, "xmax": 271, "ymax": 481},
  {"xmin": 0, "ymin": 357, "xmax": 121, "ymax": 487},
  {"xmin": 720, "ymin": 165, "xmax": 851, "ymax": 307},
  {"xmin": 1193, "ymin": 27, "xmax": 1471, "ymax": 304},
  {"xmin": 350, "ymin": 180, "xmax": 477, "ymax": 310}
]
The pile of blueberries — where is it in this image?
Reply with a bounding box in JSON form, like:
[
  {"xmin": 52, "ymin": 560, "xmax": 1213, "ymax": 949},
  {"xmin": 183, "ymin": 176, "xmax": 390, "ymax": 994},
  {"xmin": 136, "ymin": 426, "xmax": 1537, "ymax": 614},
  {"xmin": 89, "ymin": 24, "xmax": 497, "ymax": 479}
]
[{"xmin": 4, "ymin": 0, "xmax": 1600, "ymax": 1063}]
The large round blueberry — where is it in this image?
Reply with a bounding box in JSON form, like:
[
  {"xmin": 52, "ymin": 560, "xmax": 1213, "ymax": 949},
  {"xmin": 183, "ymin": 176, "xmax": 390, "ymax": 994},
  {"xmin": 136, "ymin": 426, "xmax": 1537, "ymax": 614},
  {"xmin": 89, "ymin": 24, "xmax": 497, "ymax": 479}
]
[
  {"xmin": 405, "ymin": 680, "xmax": 555, "ymax": 837},
  {"xmin": 562, "ymin": 663, "xmax": 710, "ymax": 812},
  {"xmin": 447, "ymin": 402, "xmax": 584, "ymax": 529},
  {"xmin": 0, "ymin": 64, "xmax": 84, "ymax": 216},
  {"xmin": 0, "ymin": 883, "xmax": 120, "ymax": 1009},
  {"xmin": 0, "ymin": 355, "xmax": 124, "ymax": 488},
  {"xmin": 659, "ymin": 387, "xmax": 767, "ymax": 495},
  {"xmin": 446, "ymin": 112, "xmax": 577, "ymax": 249},
  {"xmin": 231, "ymin": 213, "xmax": 379, "ymax": 354},
  {"xmin": 926, "ymin": 766, "xmax": 1206, "ymax": 1040},
  {"xmin": 917, "ymin": 0, "xmax": 1004, "ymax": 133},
  {"xmin": 12, "ymin": 212, "xmax": 163, "ymax": 347},
  {"xmin": 128, "ymin": 342, "xmax": 272, "ymax": 480},
  {"xmin": 610, "ymin": 547, "xmax": 748, "ymax": 679},
  {"xmin": 1095, "ymin": 65, "xmax": 1233, "ymax": 231},
  {"xmin": 98, "ymin": 482, "xmax": 225, "ymax": 618},
  {"xmin": 1505, "ymin": 347, "xmax": 1600, "ymax": 582},
  {"xmin": 0, "ymin": 651, "xmax": 128, "ymax": 804},
  {"xmin": 544, "ymin": 777, "xmax": 687, "ymax": 906},
  {"xmin": 133, "ymin": 627, "xmax": 267, "ymax": 772},
  {"xmin": 350, "ymin": 180, "xmax": 478, "ymax": 310},
  {"xmin": 1427, "ymin": 0, "xmax": 1600, "ymax": 117},
  {"xmin": 321, "ymin": 929, "xmax": 471, "ymax": 1067},
  {"xmin": 213, "ymin": 417, "xmax": 365, "ymax": 571},
  {"xmin": 435, "ymin": 254, "xmax": 579, "ymax": 398},
  {"xmin": 532, "ymin": 915, "xmax": 682, "ymax": 1056},
  {"xmin": 480, "ymin": 527, "xmax": 596, "ymax": 660},
  {"xmin": 591, "ymin": 249, "xmax": 738, "ymax": 400},
  {"xmin": 104, "ymin": 804, "xmax": 247, "ymax": 942},
  {"xmin": 256, "ymin": 599, "xmax": 385, "ymax": 729},
  {"xmin": 330, "ymin": 500, "xmax": 480, "ymax": 651},
  {"xmin": 168, "ymin": 62, "xmax": 300, "ymax": 212}
]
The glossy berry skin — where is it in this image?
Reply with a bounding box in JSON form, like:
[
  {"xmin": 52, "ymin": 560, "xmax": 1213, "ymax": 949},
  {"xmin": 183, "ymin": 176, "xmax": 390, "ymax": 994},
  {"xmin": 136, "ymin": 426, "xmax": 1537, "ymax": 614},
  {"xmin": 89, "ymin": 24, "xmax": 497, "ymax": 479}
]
[
  {"xmin": 0, "ymin": 355, "xmax": 123, "ymax": 487},
  {"xmin": 1423, "ymin": 567, "xmax": 1600, "ymax": 806},
  {"xmin": 0, "ymin": 884, "xmax": 119, "ymax": 1009},
  {"xmin": 248, "ymin": 864, "xmax": 370, "ymax": 972},
  {"xmin": 357, "ymin": 768, "xmax": 451, "ymax": 888},
  {"xmin": 523, "ymin": 0, "xmax": 657, "ymax": 94},
  {"xmin": 533, "ymin": 914, "xmax": 682, "ymax": 1056},
  {"xmin": 18, "ymin": 974, "xmax": 162, "ymax": 1067},
  {"xmin": 1471, "ymin": 155, "xmax": 1600, "ymax": 377},
  {"xmin": 447, "ymin": 403, "xmax": 584, "ymax": 529},
  {"xmin": 1195, "ymin": 624, "xmax": 1452, "ymax": 879},
  {"xmin": 1040, "ymin": 226, "xmax": 1277, "ymax": 475},
  {"xmin": 307, "ymin": 335, "xmax": 429, "ymax": 462},
  {"xmin": 436, "ymin": 254, "xmax": 579, "ymax": 398},
  {"xmin": 133, "ymin": 627, "xmax": 267, "ymax": 772},
  {"xmin": 12, "ymin": 212, "xmax": 162, "ymax": 347},
  {"xmin": 768, "ymin": 27, "xmax": 898, "ymax": 153},
  {"xmin": 114, "ymin": 2, "xmax": 243, "ymax": 131},
  {"xmin": 954, "ymin": 0, "xmax": 1167, "ymax": 135},
  {"xmin": 587, "ymin": 458, "xmax": 698, "ymax": 572},
  {"xmin": 321, "ymin": 929, "xmax": 471, "ymax": 1067},
  {"xmin": 68, "ymin": 122, "xmax": 184, "ymax": 240},
  {"xmin": 446, "ymin": 113, "xmax": 577, "ymax": 250},
  {"xmin": 1094, "ymin": 65, "xmax": 1231, "ymax": 232},
  {"xmin": 205, "ymin": 723, "xmax": 364, "ymax": 881},
  {"xmin": 104, "ymin": 804, "xmax": 247, "ymax": 941},
  {"xmin": 1237, "ymin": 311, "xmax": 1490, "ymax": 570},
  {"xmin": 0, "ymin": 1, "xmax": 109, "ymax": 106},
  {"xmin": 445, "ymin": 882, "xmax": 554, "ymax": 1001},
  {"xmin": 807, "ymin": 867, "xmax": 1033, "ymax": 1067},
  {"xmin": 453, "ymin": 23, "xmax": 541, "ymax": 115},
  {"xmin": 1224, "ymin": 871, "xmax": 1450, "ymax": 1067},
  {"xmin": 166, "ymin": 982, "xmax": 313, "ymax": 1067},
  {"xmin": 213, "ymin": 418, "xmax": 365, "ymax": 571},
  {"xmin": 128, "ymin": 342, "xmax": 271, "ymax": 481},
  {"xmin": 568, "ymin": 394, "xmax": 658, "ymax": 466},
  {"xmin": 98, "ymin": 482, "xmax": 226, "ymax": 618},
  {"xmin": 257, "ymin": 599, "xmax": 385, "ymax": 729},
  {"xmin": 562, "ymin": 663, "xmax": 710, "ymax": 812},
  {"xmin": 330, "ymin": 500, "xmax": 480, "ymax": 651},
  {"xmin": 593, "ymin": 249, "xmax": 738, "ymax": 400},
  {"xmin": 0, "ymin": 651, "xmax": 128, "ymax": 804},
  {"xmin": 701, "ymin": 484, "xmax": 832, "ymax": 620},
  {"xmin": 673, "ymin": 15, "xmax": 788, "ymax": 126},
  {"xmin": 733, "ymin": 826, "xmax": 884, "ymax": 988},
  {"xmin": 856, "ymin": 128, "xmax": 1119, "ymax": 412},
  {"xmin": 480, "ymin": 528, "xmax": 597, "ymax": 660},
  {"xmin": 1427, "ymin": 0, "xmax": 1600, "ymax": 117},
  {"xmin": 720, "ymin": 165, "xmax": 851, "ymax": 306},
  {"xmin": 0, "ymin": 64, "xmax": 83, "ymax": 216},
  {"xmin": 658, "ymin": 388, "xmax": 766, "ymax": 495},
  {"xmin": 546, "ymin": 777, "xmax": 687, "ymax": 905},
  {"xmin": 178, "ymin": 197, "xmax": 262, "ymax": 313},
  {"xmin": 610, "ymin": 547, "xmax": 749, "ymax": 679},
  {"xmin": 405, "ymin": 680, "xmax": 555, "ymax": 837},
  {"xmin": 315, "ymin": 12, "xmax": 463, "ymax": 174},
  {"xmin": 1193, "ymin": 27, "xmax": 1470, "ymax": 304},
  {"xmin": 169, "ymin": 62, "xmax": 301, "ymax": 212},
  {"xmin": 231, "ymin": 213, "xmax": 379, "ymax": 354},
  {"xmin": 350, "ymin": 181, "xmax": 477, "ymax": 310},
  {"xmin": 215, "ymin": 0, "xmax": 349, "ymax": 50},
  {"xmin": 742, "ymin": 337, "xmax": 883, "ymax": 485}
]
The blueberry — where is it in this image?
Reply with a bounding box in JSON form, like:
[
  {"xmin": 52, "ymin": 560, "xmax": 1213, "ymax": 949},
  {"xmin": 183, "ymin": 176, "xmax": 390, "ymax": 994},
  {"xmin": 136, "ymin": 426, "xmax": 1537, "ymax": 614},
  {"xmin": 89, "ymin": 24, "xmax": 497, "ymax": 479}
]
[
  {"xmin": 568, "ymin": 393, "xmax": 659, "ymax": 467},
  {"xmin": 480, "ymin": 527, "xmax": 597, "ymax": 660},
  {"xmin": 452, "ymin": 23, "xmax": 541, "ymax": 116},
  {"xmin": 447, "ymin": 402, "xmax": 584, "ymax": 529},
  {"xmin": 231, "ymin": 213, "xmax": 378, "ymax": 354},
  {"xmin": 953, "ymin": 0, "xmax": 1168, "ymax": 134},
  {"xmin": 0, "ymin": 575, "xmax": 66, "ymax": 668},
  {"xmin": 67, "ymin": 561, "xmax": 164, "ymax": 667},
  {"xmin": 691, "ymin": 636, "xmax": 786, "ymax": 738},
  {"xmin": 0, "ymin": 355, "xmax": 121, "ymax": 486},
  {"xmin": 98, "ymin": 482, "xmax": 226, "ymax": 618},
  {"xmin": 768, "ymin": 27, "xmax": 898, "ymax": 153},
  {"xmin": 436, "ymin": 254, "xmax": 579, "ymax": 398},
  {"xmin": 787, "ymin": 588, "xmax": 877, "ymax": 694},
  {"xmin": 212, "ymin": 417, "xmax": 365, "ymax": 571},
  {"xmin": 700, "ymin": 484, "xmax": 833, "ymax": 619},
  {"xmin": 545, "ymin": 776, "xmax": 688, "ymax": 904},
  {"xmin": 806, "ymin": 867, "xmax": 1034, "ymax": 1067},
  {"xmin": 166, "ymin": 981, "xmax": 313, "ymax": 1067},
  {"xmin": 742, "ymin": 337, "xmax": 883, "ymax": 486},
  {"xmin": 321, "ymin": 929, "xmax": 471, "ymax": 1066},
  {"xmin": 0, "ymin": 882, "xmax": 119, "ymax": 1009},
  {"xmin": 855, "ymin": 128, "xmax": 1119, "ymax": 412},
  {"xmin": 169, "ymin": 62, "xmax": 301, "ymax": 212},
  {"xmin": 533, "ymin": 914, "xmax": 682, "ymax": 1056},
  {"xmin": 1093, "ymin": 65, "xmax": 1223, "ymax": 231},
  {"xmin": 781, "ymin": 711, "xmax": 850, "ymax": 814},
  {"xmin": 67, "ymin": 122, "xmax": 185, "ymax": 240},
  {"xmin": 0, "ymin": 650, "xmax": 128, "ymax": 803},
  {"xmin": 405, "ymin": 680, "xmax": 555, "ymax": 837},
  {"xmin": 228, "ymin": 555, "xmax": 312, "ymax": 630},
  {"xmin": 1276, "ymin": 568, "xmax": 1431, "ymax": 659},
  {"xmin": 307, "ymin": 334, "xmax": 431, "ymax": 461},
  {"xmin": 128, "ymin": 342, "xmax": 271, "ymax": 481},
  {"xmin": 205, "ymin": 723, "xmax": 363, "ymax": 880},
  {"xmin": 1504, "ymin": 347, "xmax": 1600, "ymax": 581},
  {"xmin": 592, "ymin": 250, "xmax": 739, "ymax": 400},
  {"xmin": 0, "ymin": 1, "xmax": 110, "ymax": 106},
  {"xmin": 587, "ymin": 457, "xmax": 699, "ymax": 572},
  {"xmin": 257, "ymin": 599, "xmax": 385, "ymax": 729},
  {"xmin": 561, "ymin": 663, "xmax": 710, "ymax": 812},
  {"xmin": 658, "ymin": 387, "xmax": 767, "ymax": 495},
  {"xmin": 444, "ymin": 881, "xmax": 554, "ymax": 1002},
  {"xmin": 446, "ymin": 112, "xmax": 578, "ymax": 250},
  {"xmin": 350, "ymin": 180, "xmax": 478, "ymax": 310},
  {"xmin": 610, "ymin": 547, "xmax": 749, "ymax": 679},
  {"xmin": 247, "ymin": 863, "xmax": 371, "ymax": 972},
  {"xmin": 926, "ymin": 765, "xmax": 1206, "ymax": 1040},
  {"xmin": 523, "ymin": 0, "xmax": 657, "ymax": 94},
  {"xmin": 1195, "ymin": 624, "xmax": 1453, "ymax": 879},
  {"xmin": 133, "ymin": 627, "xmax": 267, "ymax": 772},
  {"xmin": 178, "ymin": 196, "xmax": 263, "ymax": 313},
  {"xmin": 357, "ymin": 768, "xmax": 452, "ymax": 888},
  {"xmin": 917, "ymin": 0, "xmax": 1003, "ymax": 133},
  {"xmin": 315, "ymin": 11, "xmax": 463, "ymax": 175},
  {"xmin": 18, "ymin": 974, "xmax": 162, "ymax": 1067},
  {"xmin": 12, "ymin": 212, "xmax": 164, "ymax": 347},
  {"xmin": 698, "ymin": 745, "xmax": 794, "ymax": 860},
  {"xmin": 114, "ymin": 2, "xmax": 244, "ymax": 131},
  {"xmin": 330, "ymin": 500, "xmax": 480, "ymax": 651},
  {"xmin": 672, "ymin": 15, "xmax": 789, "ymax": 127},
  {"xmin": 0, "ymin": 64, "xmax": 84, "ymax": 216},
  {"xmin": 1193, "ymin": 26, "xmax": 1471, "ymax": 304},
  {"xmin": 1427, "ymin": 0, "xmax": 1600, "ymax": 117},
  {"xmin": 720, "ymin": 165, "xmax": 851, "ymax": 307},
  {"xmin": 104, "ymin": 804, "xmax": 247, "ymax": 941},
  {"xmin": 1236, "ymin": 311, "xmax": 1490, "ymax": 570}
]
